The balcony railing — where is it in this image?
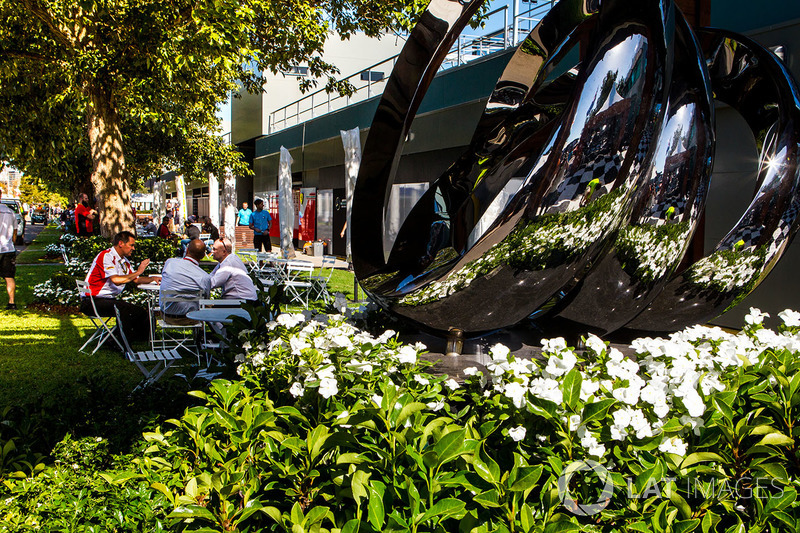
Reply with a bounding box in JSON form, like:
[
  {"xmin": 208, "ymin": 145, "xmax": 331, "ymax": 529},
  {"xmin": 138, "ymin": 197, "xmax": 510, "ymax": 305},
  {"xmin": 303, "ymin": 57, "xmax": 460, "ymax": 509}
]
[{"xmin": 268, "ymin": 1, "xmax": 556, "ymax": 134}]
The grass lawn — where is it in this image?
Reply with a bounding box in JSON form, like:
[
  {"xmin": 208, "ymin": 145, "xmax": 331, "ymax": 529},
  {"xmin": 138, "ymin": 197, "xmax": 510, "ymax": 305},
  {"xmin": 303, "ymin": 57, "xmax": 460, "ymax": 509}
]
[{"xmin": 15, "ymin": 224, "xmax": 63, "ymax": 264}]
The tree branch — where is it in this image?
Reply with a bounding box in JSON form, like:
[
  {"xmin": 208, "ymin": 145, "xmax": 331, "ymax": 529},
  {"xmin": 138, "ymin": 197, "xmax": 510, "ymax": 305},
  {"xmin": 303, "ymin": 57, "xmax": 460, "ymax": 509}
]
[{"xmin": 18, "ymin": 0, "xmax": 76, "ymax": 48}]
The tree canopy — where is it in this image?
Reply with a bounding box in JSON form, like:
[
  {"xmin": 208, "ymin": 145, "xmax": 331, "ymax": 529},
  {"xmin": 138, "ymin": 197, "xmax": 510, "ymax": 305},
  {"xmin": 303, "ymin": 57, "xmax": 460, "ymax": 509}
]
[{"xmin": 0, "ymin": 0, "xmax": 432, "ymax": 235}]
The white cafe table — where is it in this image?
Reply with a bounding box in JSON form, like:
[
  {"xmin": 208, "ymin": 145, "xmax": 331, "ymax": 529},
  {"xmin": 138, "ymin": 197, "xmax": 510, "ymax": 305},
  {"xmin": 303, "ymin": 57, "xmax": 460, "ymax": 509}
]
[
  {"xmin": 186, "ymin": 308, "xmax": 251, "ymax": 325},
  {"xmin": 138, "ymin": 275, "xmax": 162, "ymax": 291}
]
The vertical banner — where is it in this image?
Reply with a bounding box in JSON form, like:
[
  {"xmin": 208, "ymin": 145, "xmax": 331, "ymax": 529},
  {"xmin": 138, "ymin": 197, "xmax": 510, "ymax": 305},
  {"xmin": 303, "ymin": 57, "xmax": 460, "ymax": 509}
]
[
  {"xmin": 299, "ymin": 188, "xmax": 316, "ymax": 242},
  {"xmin": 278, "ymin": 146, "xmax": 296, "ymax": 258},
  {"xmin": 153, "ymin": 181, "xmax": 165, "ymax": 223},
  {"xmin": 340, "ymin": 127, "xmax": 361, "ymax": 263},
  {"xmin": 208, "ymin": 172, "xmax": 220, "ymax": 228},
  {"xmin": 175, "ymin": 174, "xmax": 187, "ymax": 226},
  {"xmin": 223, "ymin": 168, "xmax": 237, "ymax": 251}
]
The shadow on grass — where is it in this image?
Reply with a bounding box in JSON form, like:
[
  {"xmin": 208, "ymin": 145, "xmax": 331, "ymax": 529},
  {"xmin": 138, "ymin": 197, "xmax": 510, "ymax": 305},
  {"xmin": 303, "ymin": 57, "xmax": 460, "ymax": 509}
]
[{"xmin": 0, "ymin": 310, "xmax": 204, "ymax": 458}]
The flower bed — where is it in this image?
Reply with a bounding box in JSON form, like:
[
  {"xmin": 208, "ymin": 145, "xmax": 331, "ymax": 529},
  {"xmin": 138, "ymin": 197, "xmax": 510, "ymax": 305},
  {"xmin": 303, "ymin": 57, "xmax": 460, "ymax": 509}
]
[{"xmin": 4, "ymin": 307, "xmax": 786, "ymax": 531}]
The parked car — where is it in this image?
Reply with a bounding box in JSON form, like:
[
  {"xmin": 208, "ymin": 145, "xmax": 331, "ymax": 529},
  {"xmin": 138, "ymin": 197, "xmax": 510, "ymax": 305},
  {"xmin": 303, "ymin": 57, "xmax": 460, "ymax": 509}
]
[
  {"xmin": 0, "ymin": 197, "xmax": 25, "ymax": 244},
  {"xmin": 30, "ymin": 208, "xmax": 48, "ymax": 225}
]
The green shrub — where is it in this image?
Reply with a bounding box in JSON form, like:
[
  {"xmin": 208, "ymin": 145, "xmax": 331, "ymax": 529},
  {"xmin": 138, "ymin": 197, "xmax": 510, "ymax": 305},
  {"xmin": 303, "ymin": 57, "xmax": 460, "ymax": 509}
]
[
  {"xmin": 131, "ymin": 237, "xmax": 179, "ymax": 264},
  {"xmin": 70, "ymin": 235, "xmax": 111, "ymax": 262}
]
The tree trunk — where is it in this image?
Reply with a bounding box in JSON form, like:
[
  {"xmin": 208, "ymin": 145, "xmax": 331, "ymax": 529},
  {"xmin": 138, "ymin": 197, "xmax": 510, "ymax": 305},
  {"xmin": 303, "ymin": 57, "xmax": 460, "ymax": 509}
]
[{"xmin": 86, "ymin": 81, "xmax": 134, "ymax": 238}]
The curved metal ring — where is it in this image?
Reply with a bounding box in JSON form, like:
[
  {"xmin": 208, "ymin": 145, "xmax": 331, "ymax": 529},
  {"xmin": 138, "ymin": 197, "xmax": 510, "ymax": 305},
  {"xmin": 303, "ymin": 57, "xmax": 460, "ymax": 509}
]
[
  {"xmin": 353, "ymin": 0, "xmax": 674, "ymax": 334},
  {"xmin": 625, "ymin": 28, "xmax": 800, "ymax": 332}
]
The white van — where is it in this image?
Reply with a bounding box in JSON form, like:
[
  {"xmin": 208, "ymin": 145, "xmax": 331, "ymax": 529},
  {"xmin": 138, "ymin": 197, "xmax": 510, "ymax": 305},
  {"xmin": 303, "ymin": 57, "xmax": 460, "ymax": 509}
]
[{"xmin": 0, "ymin": 197, "xmax": 25, "ymax": 245}]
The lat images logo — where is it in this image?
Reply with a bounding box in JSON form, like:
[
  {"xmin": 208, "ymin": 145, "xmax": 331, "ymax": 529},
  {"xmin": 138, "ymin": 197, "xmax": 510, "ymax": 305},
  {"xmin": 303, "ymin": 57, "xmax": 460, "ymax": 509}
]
[{"xmin": 557, "ymin": 460, "xmax": 614, "ymax": 516}]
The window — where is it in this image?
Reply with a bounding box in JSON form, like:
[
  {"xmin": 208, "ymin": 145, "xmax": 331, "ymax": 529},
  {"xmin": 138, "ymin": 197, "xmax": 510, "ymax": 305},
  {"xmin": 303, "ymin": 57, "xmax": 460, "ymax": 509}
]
[
  {"xmin": 360, "ymin": 70, "xmax": 384, "ymax": 82},
  {"xmin": 284, "ymin": 65, "xmax": 309, "ymax": 77}
]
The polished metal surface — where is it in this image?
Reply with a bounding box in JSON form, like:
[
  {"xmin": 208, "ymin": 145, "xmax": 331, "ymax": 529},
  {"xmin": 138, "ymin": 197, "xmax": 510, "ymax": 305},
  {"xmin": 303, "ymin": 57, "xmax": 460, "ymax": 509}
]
[
  {"xmin": 626, "ymin": 29, "xmax": 800, "ymax": 332},
  {"xmin": 352, "ymin": 0, "xmax": 800, "ymax": 336}
]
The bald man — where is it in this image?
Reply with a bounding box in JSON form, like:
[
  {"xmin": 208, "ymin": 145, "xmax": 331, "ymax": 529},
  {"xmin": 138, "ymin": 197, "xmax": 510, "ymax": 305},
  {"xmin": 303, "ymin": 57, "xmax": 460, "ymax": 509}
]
[{"xmin": 159, "ymin": 239, "xmax": 211, "ymax": 324}]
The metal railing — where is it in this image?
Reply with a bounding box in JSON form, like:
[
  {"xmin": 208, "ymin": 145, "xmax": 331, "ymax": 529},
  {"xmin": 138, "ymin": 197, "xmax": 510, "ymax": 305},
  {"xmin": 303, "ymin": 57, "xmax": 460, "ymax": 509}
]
[{"xmin": 268, "ymin": 2, "xmax": 555, "ymax": 134}]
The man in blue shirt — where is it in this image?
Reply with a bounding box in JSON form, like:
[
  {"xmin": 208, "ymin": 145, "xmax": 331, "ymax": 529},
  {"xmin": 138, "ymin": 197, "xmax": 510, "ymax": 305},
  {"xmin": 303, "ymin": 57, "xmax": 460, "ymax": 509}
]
[
  {"xmin": 249, "ymin": 199, "xmax": 272, "ymax": 253},
  {"xmin": 237, "ymin": 202, "xmax": 252, "ymax": 226}
]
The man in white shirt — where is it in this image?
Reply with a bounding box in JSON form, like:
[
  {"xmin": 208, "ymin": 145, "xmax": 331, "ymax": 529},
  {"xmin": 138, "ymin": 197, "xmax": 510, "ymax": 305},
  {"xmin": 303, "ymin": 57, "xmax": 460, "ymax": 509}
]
[
  {"xmin": 159, "ymin": 239, "xmax": 211, "ymax": 325},
  {"xmin": 81, "ymin": 231, "xmax": 160, "ymax": 344},
  {"xmin": 210, "ymin": 237, "xmax": 258, "ymax": 303},
  {"xmin": 0, "ymin": 190, "xmax": 17, "ymax": 310}
]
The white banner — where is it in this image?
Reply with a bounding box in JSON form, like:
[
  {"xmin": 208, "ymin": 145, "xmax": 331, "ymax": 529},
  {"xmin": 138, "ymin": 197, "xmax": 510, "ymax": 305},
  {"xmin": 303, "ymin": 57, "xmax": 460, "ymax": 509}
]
[
  {"xmin": 153, "ymin": 181, "xmax": 165, "ymax": 224},
  {"xmin": 223, "ymin": 168, "xmax": 237, "ymax": 251},
  {"xmin": 208, "ymin": 171, "xmax": 219, "ymax": 228},
  {"xmin": 175, "ymin": 174, "xmax": 187, "ymax": 226},
  {"xmin": 340, "ymin": 127, "xmax": 361, "ymax": 262},
  {"xmin": 278, "ymin": 146, "xmax": 296, "ymax": 258}
]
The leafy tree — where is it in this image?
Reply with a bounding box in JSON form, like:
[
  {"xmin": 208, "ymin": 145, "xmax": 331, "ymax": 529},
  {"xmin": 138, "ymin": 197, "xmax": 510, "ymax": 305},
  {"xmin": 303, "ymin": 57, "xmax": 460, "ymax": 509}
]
[{"xmin": 0, "ymin": 0, "xmax": 433, "ymax": 236}]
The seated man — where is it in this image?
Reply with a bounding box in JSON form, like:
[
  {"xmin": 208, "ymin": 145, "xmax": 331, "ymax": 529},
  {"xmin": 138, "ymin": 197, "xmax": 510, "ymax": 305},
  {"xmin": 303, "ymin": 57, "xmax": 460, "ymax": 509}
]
[
  {"xmin": 143, "ymin": 216, "xmax": 157, "ymax": 235},
  {"xmin": 81, "ymin": 231, "xmax": 160, "ymax": 345},
  {"xmin": 201, "ymin": 216, "xmax": 220, "ymax": 253},
  {"xmin": 157, "ymin": 216, "xmax": 171, "ymax": 238},
  {"xmin": 210, "ymin": 237, "xmax": 258, "ymax": 304},
  {"xmin": 159, "ymin": 239, "xmax": 211, "ymax": 325},
  {"xmin": 179, "ymin": 220, "xmax": 201, "ymax": 256}
]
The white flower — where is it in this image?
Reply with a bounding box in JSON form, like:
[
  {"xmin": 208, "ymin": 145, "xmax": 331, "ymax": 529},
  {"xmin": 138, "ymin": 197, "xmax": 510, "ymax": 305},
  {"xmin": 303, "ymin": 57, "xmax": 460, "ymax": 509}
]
[
  {"xmin": 397, "ymin": 345, "xmax": 418, "ymax": 364},
  {"xmin": 580, "ymin": 379, "xmax": 600, "ymax": 401},
  {"xmin": 445, "ymin": 378, "xmax": 460, "ymax": 390},
  {"xmin": 503, "ymin": 382, "xmax": 527, "ymax": 409},
  {"xmin": 242, "ymin": 341, "xmax": 252, "ymax": 351},
  {"xmin": 541, "ymin": 337, "xmax": 568, "ymax": 354},
  {"xmin": 318, "ymin": 377, "xmax": 338, "ymax": 398},
  {"xmin": 490, "ymin": 343, "xmax": 511, "ymax": 362},
  {"xmin": 345, "ymin": 360, "xmax": 373, "ymax": 374},
  {"xmin": 544, "ymin": 350, "xmax": 577, "ymax": 377},
  {"xmin": 289, "ymin": 336, "xmax": 310, "ymax": 355},
  {"xmin": 744, "ymin": 307, "xmax": 769, "ymax": 325},
  {"xmin": 414, "ymin": 375, "xmax": 430, "ymax": 386},
  {"xmin": 778, "ymin": 309, "xmax": 800, "ymax": 327},
  {"xmin": 377, "ymin": 330, "xmax": 396, "ymax": 343},
  {"xmin": 658, "ymin": 436, "xmax": 687, "ymax": 456},
  {"xmin": 568, "ymin": 414, "xmax": 581, "ymax": 432},
  {"xmin": 289, "ymin": 382, "xmax": 305, "ymax": 397},
  {"xmin": 584, "ymin": 334, "xmax": 606, "ymax": 355},
  {"xmin": 330, "ymin": 335, "xmax": 354, "ymax": 349},
  {"xmin": 414, "ymin": 341, "xmax": 427, "ymax": 351},
  {"xmin": 508, "ymin": 426, "xmax": 527, "ymax": 442},
  {"xmin": 463, "ymin": 366, "xmax": 479, "ymax": 376},
  {"xmin": 529, "ymin": 377, "xmax": 563, "ymax": 404},
  {"xmin": 371, "ymin": 394, "xmax": 383, "ymax": 407},
  {"xmin": 427, "ymin": 400, "xmax": 445, "ymax": 411},
  {"xmin": 276, "ymin": 313, "xmax": 305, "ymax": 329},
  {"xmin": 679, "ymin": 415, "xmax": 705, "ymax": 436}
]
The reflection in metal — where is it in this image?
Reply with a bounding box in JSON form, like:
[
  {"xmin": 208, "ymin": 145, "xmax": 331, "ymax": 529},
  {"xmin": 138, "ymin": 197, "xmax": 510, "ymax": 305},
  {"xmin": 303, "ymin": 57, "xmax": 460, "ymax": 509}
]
[{"xmin": 351, "ymin": 0, "xmax": 800, "ymax": 336}]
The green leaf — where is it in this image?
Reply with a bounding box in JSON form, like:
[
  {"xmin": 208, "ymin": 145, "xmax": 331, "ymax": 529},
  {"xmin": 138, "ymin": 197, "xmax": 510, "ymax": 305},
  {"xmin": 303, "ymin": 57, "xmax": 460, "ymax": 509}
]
[
  {"xmin": 351, "ymin": 469, "xmax": 370, "ymax": 506},
  {"xmin": 367, "ymin": 485, "xmax": 385, "ymax": 530},
  {"xmin": 337, "ymin": 452, "xmax": 366, "ymax": 465},
  {"xmin": 394, "ymin": 402, "xmax": 426, "ymax": 428},
  {"xmin": 561, "ymin": 369, "xmax": 582, "ymax": 411},
  {"xmin": 771, "ymin": 510, "xmax": 796, "ymax": 529},
  {"xmin": 543, "ymin": 520, "xmax": 580, "ymax": 533},
  {"xmin": 680, "ymin": 452, "xmax": 724, "ymax": 469},
  {"xmin": 712, "ymin": 396, "xmax": 733, "ymax": 423},
  {"xmin": 307, "ymin": 425, "xmax": 330, "ymax": 460},
  {"xmin": 416, "ymin": 498, "xmax": 466, "ymax": 525},
  {"xmin": 581, "ymin": 399, "xmax": 616, "ymax": 425},
  {"xmin": 168, "ymin": 505, "xmax": 217, "ymax": 522},
  {"xmin": 757, "ymin": 432, "xmax": 794, "ymax": 447},
  {"xmin": 342, "ymin": 518, "xmax": 360, "ymax": 533},
  {"xmin": 150, "ymin": 482, "xmax": 174, "ymax": 505},
  {"xmin": 673, "ymin": 519, "xmax": 701, "ymax": 533},
  {"xmin": 755, "ymin": 463, "xmax": 789, "ymax": 483},
  {"xmin": 473, "ymin": 489, "xmax": 501, "ymax": 508},
  {"xmin": 509, "ymin": 465, "xmax": 543, "ymax": 492},
  {"xmin": 433, "ymin": 429, "xmax": 467, "ymax": 466},
  {"xmin": 473, "ymin": 444, "xmax": 500, "ymax": 484}
]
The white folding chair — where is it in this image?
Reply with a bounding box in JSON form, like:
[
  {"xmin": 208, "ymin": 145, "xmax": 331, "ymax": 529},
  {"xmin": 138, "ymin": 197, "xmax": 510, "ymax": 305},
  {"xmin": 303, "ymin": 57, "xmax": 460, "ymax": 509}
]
[
  {"xmin": 310, "ymin": 255, "xmax": 336, "ymax": 303},
  {"xmin": 114, "ymin": 307, "xmax": 181, "ymax": 392},
  {"xmin": 284, "ymin": 261, "xmax": 314, "ymax": 308},
  {"xmin": 60, "ymin": 244, "xmax": 70, "ymax": 263},
  {"xmin": 76, "ymin": 280, "xmax": 125, "ymax": 354},
  {"xmin": 155, "ymin": 290, "xmax": 203, "ymax": 363}
]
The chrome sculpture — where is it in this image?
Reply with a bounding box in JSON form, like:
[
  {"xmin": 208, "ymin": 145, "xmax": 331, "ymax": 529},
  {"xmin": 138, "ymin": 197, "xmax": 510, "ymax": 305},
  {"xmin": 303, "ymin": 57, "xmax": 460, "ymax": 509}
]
[{"xmin": 351, "ymin": 0, "xmax": 800, "ymax": 336}]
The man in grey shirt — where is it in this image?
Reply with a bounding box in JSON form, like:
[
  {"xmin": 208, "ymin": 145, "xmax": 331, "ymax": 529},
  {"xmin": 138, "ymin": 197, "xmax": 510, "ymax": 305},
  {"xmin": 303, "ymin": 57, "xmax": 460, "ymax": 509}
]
[
  {"xmin": 0, "ymin": 190, "xmax": 17, "ymax": 310},
  {"xmin": 210, "ymin": 237, "xmax": 257, "ymax": 303},
  {"xmin": 160, "ymin": 239, "xmax": 211, "ymax": 324}
]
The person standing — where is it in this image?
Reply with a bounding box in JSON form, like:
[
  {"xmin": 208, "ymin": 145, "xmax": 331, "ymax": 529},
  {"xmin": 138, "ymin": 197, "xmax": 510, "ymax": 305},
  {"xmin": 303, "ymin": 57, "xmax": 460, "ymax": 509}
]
[
  {"xmin": 210, "ymin": 238, "xmax": 257, "ymax": 303},
  {"xmin": 74, "ymin": 193, "xmax": 97, "ymax": 237},
  {"xmin": 237, "ymin": 202, "xmax": 252, "ymax": 226},
  {"xmin": 249, "ymin": 198, "xmax": 272, "ymax": 253},
  {"xmin": 82, "ymin": 231, "xmax": 160, "ymax": 343},
  {"xmin": 0, "ymin": 190, "xmax": 17, "ymax": 310}
]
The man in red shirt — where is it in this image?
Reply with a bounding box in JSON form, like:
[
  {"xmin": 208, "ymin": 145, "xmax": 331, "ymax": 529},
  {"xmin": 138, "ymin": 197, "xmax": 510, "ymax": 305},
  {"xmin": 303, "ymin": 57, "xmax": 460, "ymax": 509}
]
[
  {"xmin": 75, "ymin": 193, "xmax": 97, "ymax": 237},
  {"xmin": 157, "ymin": 216, "xmax": 172, "ymax": 238},
  {"xmin": 81, "ymin": 231, "xmax": 160, "ymax": 344}
]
